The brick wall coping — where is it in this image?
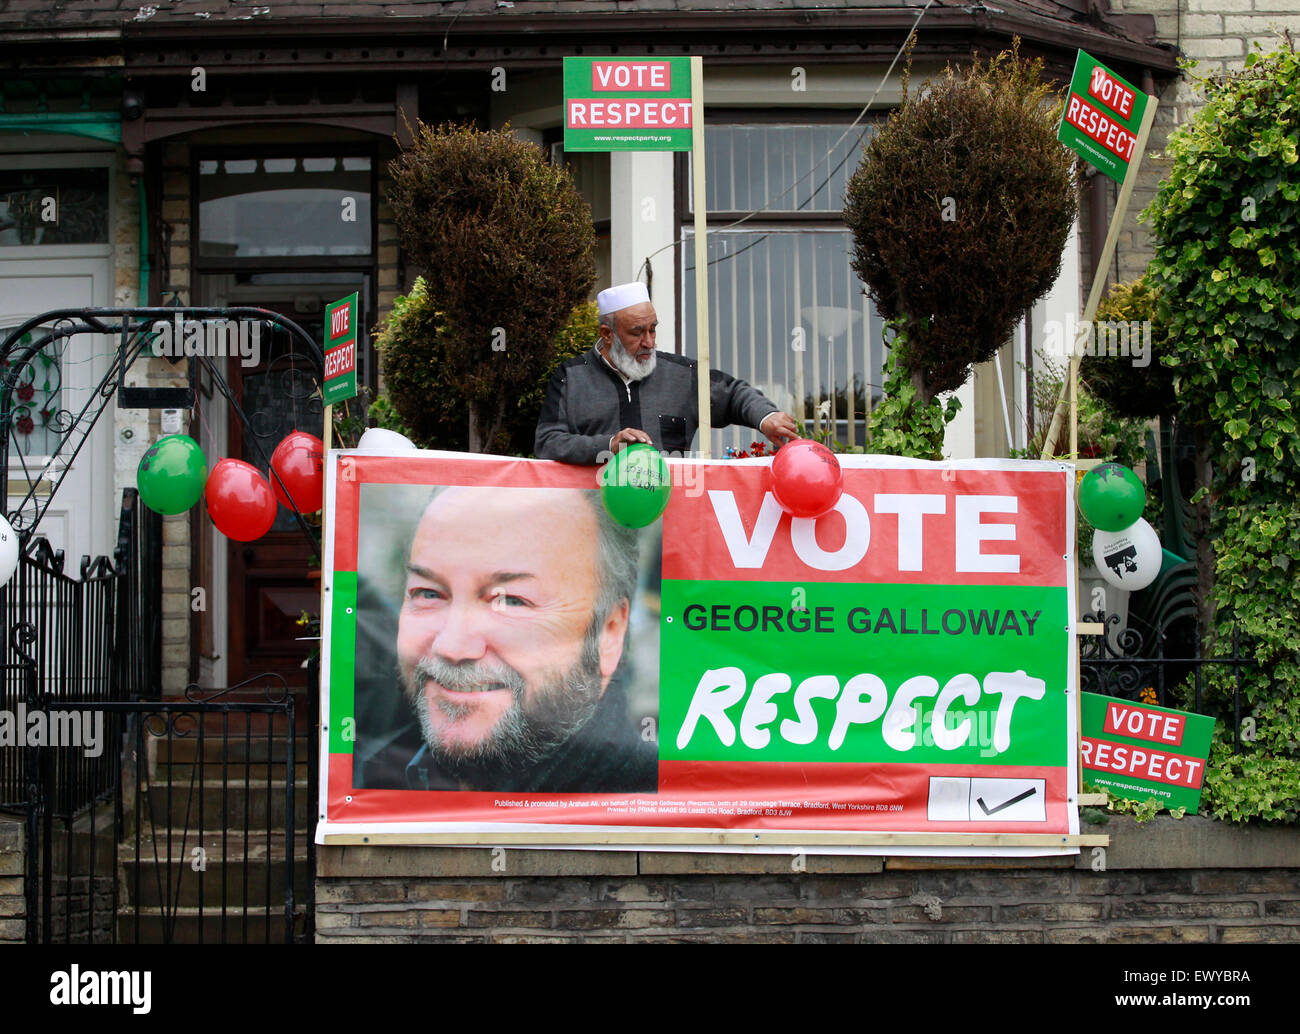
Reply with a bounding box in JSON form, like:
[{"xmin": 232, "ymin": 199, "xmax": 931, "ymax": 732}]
[{"xmin": 317, "ymin": 814, "xmax": 1300, "ymax": 878}]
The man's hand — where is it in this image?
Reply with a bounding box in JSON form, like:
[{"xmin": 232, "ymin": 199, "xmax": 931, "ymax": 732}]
[
  {"xmin": 759, "ymin": 411, "xmax": 799, "ymax": 446},
  {"xmin": 609, "ymin": 427, "xmax": 654, "ymax": 454}
]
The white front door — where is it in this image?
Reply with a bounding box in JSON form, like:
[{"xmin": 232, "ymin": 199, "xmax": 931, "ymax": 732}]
[{"xmin": 0, "ymin": 255, "xmax": 116, "ymax": 566}]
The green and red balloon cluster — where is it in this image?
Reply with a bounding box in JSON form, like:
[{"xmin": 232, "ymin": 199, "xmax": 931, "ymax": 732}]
[{"xmin": 137, "ymin": 430, "xmax": 324, "ymax": 542}]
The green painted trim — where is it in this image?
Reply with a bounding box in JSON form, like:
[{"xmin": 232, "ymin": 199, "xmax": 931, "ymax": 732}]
[{"xmin": 0, "ymin": 112, "xmax": 121, "ymax": 145}]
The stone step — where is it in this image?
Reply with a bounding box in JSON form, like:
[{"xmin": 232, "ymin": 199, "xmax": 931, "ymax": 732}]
[
  {"xmin": 141, "ymin": 780, "xmax": 312, "ymax": 832},
  {"xmin": 150, "ymin": 734, "xmax": 312, "ymax": 766},
  {"xmin": 115, "ymin": 907, "xmax": 306, "ymax": 944},
  {"xmin": 120, "ymin": 853, "xmax": 310, "ymax": 910},
  {"xmin": 147, "ymin": 755, "xmax": 312, "ymax": 783}
]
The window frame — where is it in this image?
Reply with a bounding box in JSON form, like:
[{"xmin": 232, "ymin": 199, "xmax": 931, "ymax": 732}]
[
  {"xmin": 191, "ymin": 143, "xmax": 380, "ymax": 394},
  {"xmin": 673, "ymin": 111, "xmax": 884, "ymax": 451}
]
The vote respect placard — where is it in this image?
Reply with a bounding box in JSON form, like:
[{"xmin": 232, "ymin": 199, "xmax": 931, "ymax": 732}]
[
  {"xmin": 322, "ymin": 291, "xmax": 359, "ymax": 405},
  {"xmin": 563, "ymin": 56, "xmax": 694, "ymax": 152},
  {"xmin": 1081, "ymin": 693, "xmax": 1214, "ymax": 813},
  {"xmin": 1057, "ymin": 51, "xmax": 1150, "ymax": 185},
  {"xmin": 317, "ymin": 451, "xmax": 1080, "ymax": 854}
]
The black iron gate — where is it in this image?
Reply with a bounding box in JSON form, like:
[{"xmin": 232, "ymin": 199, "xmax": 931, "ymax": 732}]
[
  {"xmin": 1, "ymin": 307, "xmax": 325, "ymax": 944},
  {"xmin": 28, "ymin": 692, "xmax": 303, "ymax": 944},
  {"xmin": 0, "ymin": 492, "xmax": 311, "ymax": 943}
]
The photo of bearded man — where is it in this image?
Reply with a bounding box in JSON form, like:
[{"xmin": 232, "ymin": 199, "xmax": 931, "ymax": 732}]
[{"xmin": 352, "ymin": 483, "xmax": 659, "ymax": 794}]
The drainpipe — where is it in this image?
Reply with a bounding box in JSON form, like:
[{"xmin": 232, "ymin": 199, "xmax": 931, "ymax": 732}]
[
  {"xmin": 1089, "ymin": 166, "xmax": 1107, "ymax": 299},
  {"xmin": 122, "ymin": 87, "xmax": 149, "ymax": 304},
  {"xmin": 138, "ymin": 179, "xmax": 151, "ymax": 306}
]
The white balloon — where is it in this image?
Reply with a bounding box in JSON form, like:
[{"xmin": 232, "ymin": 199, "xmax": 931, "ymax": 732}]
[
  {"xmin": 356, "ymin": 427, "xmax": 416, "ymax": 452},
  {"xmin": 1092, "ymin": 518, "xmax": 1162, "ymax": 592},
  {"xmin": 0, "ymin": 513, "xmax": 18, "ymax": 587}
]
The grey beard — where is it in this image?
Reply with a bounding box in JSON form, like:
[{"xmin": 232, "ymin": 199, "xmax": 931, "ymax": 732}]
[
  {"xmin": 402, "ymin": 631, "xmax": 605, "ymax": 787},
  {"xmin": 606, "ymin": 330, "xmax": 657, "ymax": 382}
]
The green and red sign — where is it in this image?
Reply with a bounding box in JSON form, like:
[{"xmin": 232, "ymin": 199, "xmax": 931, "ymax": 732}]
[
  {"xmin": 317, "ymin": 453, "xmax": 1080, "ymax": 853},
  {"xmin": 563, "ymin": 56, "xmax": 694, "ymax": 152},
  {"xmin": 1058, "ymin": 51, "xmax": 1149, "ymax": 184},
  {"xmin": 1081, "ymin": 692, "xmax": 1214, "ymax": 813},
  {"xmin": 322, "ymin": 292, "xmax": 358, "ymax": 406}
]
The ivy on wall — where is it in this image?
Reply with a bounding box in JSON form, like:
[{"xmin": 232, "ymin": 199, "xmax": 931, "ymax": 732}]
[
  {"xmin": 863, "ymin": 327, "xmax": 961, "ymax": 460},
  {"xmin": 1142, "ymin": 42, "xmax": 1300, "ymax": 823}
]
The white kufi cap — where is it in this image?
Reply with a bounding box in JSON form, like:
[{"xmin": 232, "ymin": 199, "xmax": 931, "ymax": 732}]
[{"xmin": 597, "ymin": 281, "xmax": 650, "ymax": 315}]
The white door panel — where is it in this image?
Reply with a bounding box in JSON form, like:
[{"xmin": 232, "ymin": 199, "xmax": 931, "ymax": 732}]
[{"xmin": 0, "ymin": 257, "xmax": 115, "ymax": 567}]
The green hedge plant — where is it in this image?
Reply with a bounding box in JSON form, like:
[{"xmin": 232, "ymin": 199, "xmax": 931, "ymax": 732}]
[
  {"xmin": 844, "ymin": 38, "xmax": 1077, "ymax": 443},
  {"xmin": 385, "ymin": 122, "xmax": 596, "ymax": 452},
  {"xmin": 375, "ymin": 283, "xmax": 596, "ymax": 456},
  {"xmin": 1142, "ymin": 41, "xmax": 1300, "ymax": 823}
]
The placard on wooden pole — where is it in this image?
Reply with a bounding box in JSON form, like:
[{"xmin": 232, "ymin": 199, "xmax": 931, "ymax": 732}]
[
  {"xmin": 1039, "ymin": 54, "xmax": 1158, "ymax": 805},
  {"xmin": 690, "ymin": 56, "xmax": 712, "ymax": 458},
  {"xmin": 1042, "ymin": 60, "xmax": 1159, "ymax": 462}
]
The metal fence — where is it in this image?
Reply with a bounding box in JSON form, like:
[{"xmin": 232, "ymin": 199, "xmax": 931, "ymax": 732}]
[
  {"xmin": 1079, "ymin": 608, "xmax": 1248, "ymax": 749},
  {"xmin": 0, "ymin": 489, "xmax": 161, "ymax": 813},
  {"xmin": 2, "ymin": 487, "xmax": 313, "ymax": 943},
  {"xmin": 28, "ymin": 693, "xmax": 303, "ymax": 945},
  {"xmin": 0, "ymin": 307, "xmax": 321, "ymax": 944}
]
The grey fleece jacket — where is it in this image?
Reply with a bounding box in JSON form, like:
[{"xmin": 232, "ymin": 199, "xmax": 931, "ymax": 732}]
[{"xmin": 534, "ymin": 343, "xmax": 780, "ymax": 465}]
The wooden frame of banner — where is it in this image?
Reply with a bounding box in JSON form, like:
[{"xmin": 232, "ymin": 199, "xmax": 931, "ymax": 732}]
[
  {"xmin": 1071, "ymin": 465, "xmax": 1102, "ymax": 795},
  {"xmin": 690, "ymin": 55, "xmax": 712, "ymax": 458},
  {"xmin": 323, "ymin": 831, "xmax": 1109, "ymax": 847}
]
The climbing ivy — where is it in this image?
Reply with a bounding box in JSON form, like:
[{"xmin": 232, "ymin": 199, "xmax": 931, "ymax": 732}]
[
  {"xmin": 865, "ymin": 326, "xmax": 961, "ymax": 460},
  {"xmin": 1141, "ymin": 42, "xmax": 1300, "ymax": 823}
]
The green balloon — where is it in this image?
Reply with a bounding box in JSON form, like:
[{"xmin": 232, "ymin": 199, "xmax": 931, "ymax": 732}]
[
  {"xmin": 1078, "ymin": 462, "xmax": 1145, "ymax": 532},
  {"xmin": 138, "ymin": 434, "xmax": 208, "ymax": 515},
  {"xmin": 600, "ymin": 443, "xmax": 671, "ymax": 528}
]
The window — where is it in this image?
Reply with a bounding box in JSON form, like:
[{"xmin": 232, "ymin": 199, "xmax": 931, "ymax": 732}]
[
  {"xmin": 198, "ymin": 154, "xmax": 372, "ymax": 259},
  {"xmin": 194, "ymin": 147, "xmax": 377, "ymax": 391},
  {"xmin": 547, "ymin": 138, "xmax": 612, "ymax": 293},
  {"xmin": 0, "ymin": 167, "xmax": 109, "ymax": 246},
  {"xmin": 681, "ymin": 119, "xmax": 882, "ymax": 456}
]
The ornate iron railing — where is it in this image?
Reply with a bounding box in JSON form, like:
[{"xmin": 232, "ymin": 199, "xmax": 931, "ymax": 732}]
[
  {"xmin": 0, "ymin": 489, "xmax": 161, "ymax": 812},
  {"xmin": 27, "ymin": 688, "xmax": 302, "ymax": 944},
  {"xmin": 1079, "ymin": 608, "xmax": 1248, "ymax": 749}
]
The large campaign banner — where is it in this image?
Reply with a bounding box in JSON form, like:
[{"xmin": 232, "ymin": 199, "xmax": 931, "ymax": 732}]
[{"xmin": 317, "ymin": 451, "xmax": 1080, "ymax": 855}]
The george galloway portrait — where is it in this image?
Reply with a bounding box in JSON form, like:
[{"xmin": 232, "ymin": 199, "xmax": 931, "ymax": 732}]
[{"xmin": 351, "ymin": 481, "xmax": 660, "ymax": 794}]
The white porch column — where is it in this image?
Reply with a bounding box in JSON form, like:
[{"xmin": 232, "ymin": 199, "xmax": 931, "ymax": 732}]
[
  {"xmin": 943, "ymin": 380, "xmax": 977, "ymax": 459},
  {"xmin": 610, "ymin": 151, "xmax": 676, "ymax": 352}
]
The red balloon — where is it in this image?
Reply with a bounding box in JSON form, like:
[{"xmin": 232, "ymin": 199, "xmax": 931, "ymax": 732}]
[
  {"xmin": 205, "ymin": 459, "xmax": 278, "ymax": 541},
  {"xmin": 769, "ymin": 438, "xmax": 844, "ymax": 519},
  {"xmin": 270, "ymin": 431, "xmax": 325, "ymax": 513}
]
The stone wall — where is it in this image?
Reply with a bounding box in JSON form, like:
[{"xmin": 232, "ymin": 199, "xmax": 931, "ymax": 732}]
[
  {"xmin": 0, "ymin": 817, "xmax": 24, "ymax": 942},
  {"xmin": 315, "ymin": 815, "xmax": 1300, "ymax": 943},
  {"xmin": 150, "ymin": 138, "xmax": 196, "ymax": 698},
  {"xmin": 1096, "ymin": 0, "xmax": 1300, "ymax": 288}
]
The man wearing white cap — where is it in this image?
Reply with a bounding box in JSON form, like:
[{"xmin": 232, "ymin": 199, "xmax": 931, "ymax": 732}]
[{"xmin": 535, "ymin": 281, "xmax": 798, "ymax": 463}]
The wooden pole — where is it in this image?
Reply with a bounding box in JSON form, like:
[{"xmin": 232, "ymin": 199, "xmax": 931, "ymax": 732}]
[
  {"xmin": 319, "ymin": 401, "xmax": 332, "ymax": 642},
  {"xmin": 1041, "ymin": 93, "xmax": 1159, "ymax": 460},
  {"xmin": 690, "ymin": 55, "xmax": 712, "ymax": 459}
]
